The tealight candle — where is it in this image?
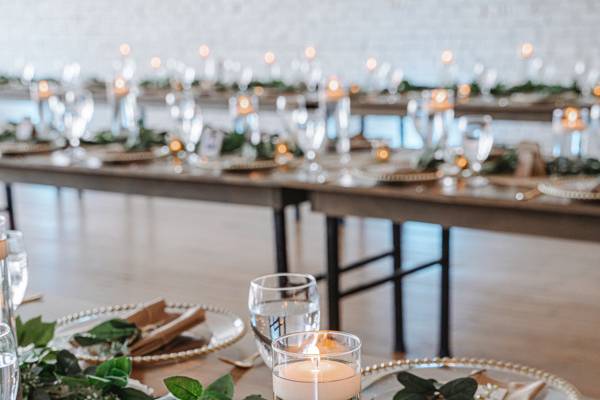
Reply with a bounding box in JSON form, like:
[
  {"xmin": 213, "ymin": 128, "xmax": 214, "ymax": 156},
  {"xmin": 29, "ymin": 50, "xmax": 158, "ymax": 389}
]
[
  {"xmin": 429, "ymin": 88, "xmax": 453, "ymax": 112},
  {"xmin": 441, "ymin": 49, "xmax": 454, "ymax": 65},
  {"xmin": 37, "ymin": 80, "xmax": 52, "ymax": 100},
  {"xmin": 325, "ymin": 76, "xmax": 345, "ymax": 101},
  {"xmin": 237, "ymin": 95, "xmax": 254, "ymax": 116},
  {"xmin": 457, "ymin": 83, "xmax": 471, "ymax": 99},
  {"xmin": 150, "ymin": 56, "xmax": 161, "ymax": 70},
  {"xmin": 561, "ymin": 106, "xmax": 586, "ymax": 132},
  {"xmin": 264, "ymin": 51, "xmax": 276, "ymax": 65},
  {"xmin": 374, "ymin": 143, "xmax": 391, "ymax": 162},
  {"xmin": 272, "ymin": 331, "xmax": 361, "ymax": 400},
  {"xmin": 520, "ymin": 42, "xmax": 534, "ymax": 60},
  {"xmin": 198, "ymin": 44, "xmax": 211, "ymax": 59},
  {"xmin": 119, "ymin": 43, "xmax": 131, "ymax": 57},
  {"xmin": 113, "ymin": 76, "xmax": 129, "ymax": 97},
  {"xmin": 304, "ymin": 46, "xmax": 317, "ymax": 61},
  {"xmin": 366, "ymin": 57, "xmax": 377, "ymax": 72}
]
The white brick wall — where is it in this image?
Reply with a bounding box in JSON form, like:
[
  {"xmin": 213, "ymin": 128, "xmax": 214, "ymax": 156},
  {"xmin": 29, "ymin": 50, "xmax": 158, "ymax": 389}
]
[{"xmin": 1, "ymin": 0, "xmax": 598, "ymax": 85}]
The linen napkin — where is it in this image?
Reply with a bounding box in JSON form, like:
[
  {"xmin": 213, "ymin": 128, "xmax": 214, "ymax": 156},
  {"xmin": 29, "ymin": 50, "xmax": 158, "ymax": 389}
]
[
  {"xmin": 124, "ymin": 298, "xmax": 170, "ymax": 327},
  {"xmin": 471, "ymin": 370, "xmax": 546, "ymax": 400},
  {"xmin": 515, "ymin": 142, "xmax": 546, "ymax": 178},
  {"xmin": 128, "ymin": 306, "xmax": 206, "ymax": 356}
]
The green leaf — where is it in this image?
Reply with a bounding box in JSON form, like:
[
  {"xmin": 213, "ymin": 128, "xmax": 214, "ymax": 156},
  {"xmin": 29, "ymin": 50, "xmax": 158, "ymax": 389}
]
[
  {"xmin": 199, "ymin": 391, "xmax": 231, "ymax": 400},
  {"xmin": 55, "ymin": 349, "xmax": 82, "ymax": 375},
  {"xmin": 73, "ymin": 318, "xmax": 139, "ymax": 346},
  {"xmin": 393, "ymin": 390, "xmax": 428, "ymax": 400},
  {"xmin": 95, "ymin": 356, "xmax": 132, "ymax": 378},
  {"xmin": 206, "ymin": 374, "xmax": 234, "ymax": 398},
  {"xmin": 164, "ymin": 376, "xmax": 204, "ymax": 400},
  {"xmin": 439, "ymin": 377, "xmax": 478, "ymax": 400},
  {"xmin": 396, "ymin": 372, "xmax": 437, "ymax": 394},
  {"xmin": 16, "ymin": 316, "xmax": 56, "ymax": 347},
  {"xmin": 114, "ymin": 387, "xmax": 155, "ymax": 400},
  {"xmin": 242, "ymin": 396, "xmax": 269, "ymax": 400}
]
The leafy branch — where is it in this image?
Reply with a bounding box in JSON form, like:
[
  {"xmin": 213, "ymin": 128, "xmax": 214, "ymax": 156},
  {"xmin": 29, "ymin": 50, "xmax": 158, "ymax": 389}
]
[
  {"xmin": 164, "ymin": 375, "xmax": 267, "ymax": 400},
  {"xmin": 394, "ymin": 371, "xmax": 478, "ymax": 400}
]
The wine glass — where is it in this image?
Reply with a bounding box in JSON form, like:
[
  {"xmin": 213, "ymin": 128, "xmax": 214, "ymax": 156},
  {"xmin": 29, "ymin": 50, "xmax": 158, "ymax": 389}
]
[
  {"xmin": 0, "ymin": 323, "xmax": 18, "ymax": 400},
  {"xmin": 62, "ymin": 89, "xmax": 94, "ymax": 160},
  {"xmin": 165, "ymin": 91, "xmax": 203, "ymax": 158},
  {"xmin": 248, "ymin": 273, "xmax": 320, "ymax": 367},
  {"xmin": 475, "ymin": 65, "xmax": 498, "ymax": 101},
  {"xmin": 295, "ymin": 105, "xmax": 327, "ymax": 182},
  {"xmin": 6, "ymin": 231, "xmax": 27, "ymax": 308},
  {"xmin": 458, "ymin": 115, "xmax": 494, "ymax": 187},
  {"xmin": 407, "ymin": 90, "xmax": 454, "ymax": 152}
]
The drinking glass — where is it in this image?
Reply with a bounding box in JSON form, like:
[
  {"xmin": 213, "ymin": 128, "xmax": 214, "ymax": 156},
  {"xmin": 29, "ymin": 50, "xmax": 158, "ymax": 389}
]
[
  {"xmin": 458, "ymin": 115, "xmax": 494, "ymax": 187},
  {"xmin": 165, "ymin": 91, "xmax": 204, "ymax": 157},
  {"xmin": 0, "ymin": 323, "xmax": 18, "ymax": 400},
  {"xmin": 62, "ymin": 89, "xmax": 94, "ymax": 160},
  {"xmin": 0, "ymin": 217, "xmax": 15, "ymax": 333},
  {"xmin": 476, "ymin": 66, "xmax": 498, "ymax": 101},
  {"xmin": 248, "ymin": 273, "xmax": 320, "ymax": 367},
  {"xmin": 6, "ymin": 231, "xmax": 27, "ymax": 308},
  {"xmin": 407, "ymin": 90, "xmax": 454, "ymax": 152},
  {"xmin": 295, "ymin": 106, "xmax": 328, "ymax": 182}
]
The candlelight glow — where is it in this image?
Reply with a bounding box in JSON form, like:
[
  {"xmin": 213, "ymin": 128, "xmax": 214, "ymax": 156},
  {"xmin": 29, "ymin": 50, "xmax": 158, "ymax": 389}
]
[
  {"xmin": 38, "ymin": 80, "xmax": 49, "ymax": 93},
  {"xmin": 264, "ymin": 51, "xmax": 276, "ymax": 65},
  {"xmin": 458, "ymin": 83, "xmax": 471, "ymax": 98},
  {"xmin": 366, "ymin": 57, "xmax": 378, "ymax": 72},
  {"xmin": 304, "ymin": 46, "xmax": 316, "ymax": 60},
  {"xmin": 150, "ymin": 56, "xmax": 161, "ymax": 69},
  {"xmin": 565, "ymin": 107, "xmax": 579, "ymax": 122},
  {"xmin": 520, "ymin": 42, "xmax": 534, "ymax": 59},
  {"xmin": 327, "ymin": 77, "xmax": 340, "ymax": 92},
  {"xmin": 441, "ymin": 50, "xmax": 454, "ymax": 65},
  {"xmin": 375, "ymin": 146, "xmax": 390, "ymax": 162},
  {"xmin": 593, "ymin": 86, "xmax": 600, "ymax": 97},
  {"xmin": 198, "ymin": 44, "xmax": 210, "ymax": 59},
  {"xmin": 114, "ymin": 77, "xmax": 126, "ymax": 89},
  {"xmin": 275, "ymin": 142, "xmax": 289, "ymax": 155},
  {"xmin": 119, "ymin": 43, "xmax": 131, "ymax": 57},
  {"xmin": 350, "ymin": 84, "xmax": 361, "ymax": 95}
]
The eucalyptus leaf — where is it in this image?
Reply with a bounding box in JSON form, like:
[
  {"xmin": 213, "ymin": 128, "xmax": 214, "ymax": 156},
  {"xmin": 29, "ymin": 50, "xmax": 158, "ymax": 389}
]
[
  {"xmin": 199, "ymin": 391, "xmax": 230, "ymax": 400},
  {"xmin": 439, "ymin": 377, "xmax": 478, "ymax": 400},
  {"xmin": 164, "ymin": 376, "xmax": 204, "ymax": 400},
  {"xmin": 396, "ymin": 371, "xmax": 437, "ymax": 393},
  {"xmin": 55, "ymin": 350, "xmax": 82, "ymax": 376},
  {"xmin": 393, "ymin": 390, "xmax": 428, "ymax": 400},
  {"xmin": 73, "ymin": 318, "xmax": 139, "ymax": 347},
  {"xmin": 16, "ymin": 316, "xmax": 56, "ymax": 348},
  {"xmin": 205, "ymin": 374, "xmax": 234, "ymax": 398},
  {"xmin": 113, "ymin": 387, "xmax": 154, "ymax": 400}
]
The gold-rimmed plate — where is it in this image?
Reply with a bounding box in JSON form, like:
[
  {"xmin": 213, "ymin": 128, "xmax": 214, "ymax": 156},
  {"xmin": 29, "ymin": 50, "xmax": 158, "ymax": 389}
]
[
  {"xmin": 0, "ymin": 142, "xmax": 61, "ymax": 156},
  {"xmin": 355, "ymin": 163, "xmax": 442, "ymax": 183},
  {"xmin": 197, "ymin": 156, "xmax": 289, "ymax": 172},
  {"xmin": 362, "ymin": 357, "xmax": 581, "ymax": 400},
  {"xmin": 538, "ymin": 176, "xmax": 600, "ymax": 201},
  {"xmin": 51, "ymin": 302, "xmax": 245, "ymax": 365}
]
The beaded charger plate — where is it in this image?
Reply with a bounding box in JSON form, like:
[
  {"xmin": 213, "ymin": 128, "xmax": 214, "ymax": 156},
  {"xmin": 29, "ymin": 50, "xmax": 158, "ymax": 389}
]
[
  {"xmin": 354, "ymin": 163, "xmax": 442, "ymax": 183},
  {"xmin": 197, "ymin": 156, "xmax": 289, "ymax": 172},
  {"xmin": 361, "ymin": 358, "xmax": 581, "ymax": 400},
  {"xmin": 538, "ymin": 176, "xmax": 600, "ymax": 201},
  {"xmin": 52, "ymin": 302, "xmax": 245, "ymax": 365},
  {"xmin": 0, "ymin": 142, "xmax": 61, "ymax": 156}
]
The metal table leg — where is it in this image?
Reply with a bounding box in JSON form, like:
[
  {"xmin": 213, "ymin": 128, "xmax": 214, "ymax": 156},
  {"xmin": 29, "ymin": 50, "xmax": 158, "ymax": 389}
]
[
  {"xmin": 392, "ymin": 222, "xmax": 405, "ymax": 354},
  {"xmin": 326, "ymin": 216, "xmax": 341, "ymax": 330},
  {"xmin": 273, "ymin": 208, "xmax": 289, "ymax": 274},
  {"xmin": 5, "ymin": 184, "xmax": 15, "ymax": 230},
  {"xmin": 439, "ymin": 227, "xmax": 451, "ymax": 357}
]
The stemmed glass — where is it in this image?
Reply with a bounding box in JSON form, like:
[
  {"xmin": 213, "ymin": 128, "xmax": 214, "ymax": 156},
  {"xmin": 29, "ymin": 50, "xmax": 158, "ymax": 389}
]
[
  {"xmin": 0, "ymin": 323, "xmax": 18, "ymax": 400},
  {"xmin": 61, "ymin": 89, "xmax": 94, "ymax": 160},
  {"xmin": 248, "ymin": 273, "xmax": 320, "ymax": 367},
  {"xmin": 474, "ymin": 63, "xmax": 498, "ymax": 101},
  {"xmin": 407, "ymin": 89, "xmax": 454, "ymax": 154},
  {"xmin": 6, "ymin": 231, "xmax": 27, "ymax": 308},
  {"xmin": 165, "ymin": 91, "xmax": 203, "ymax": 159},
  {"xmin": 458, "ymin": 115, "xmax": 494, "ymax": 187}
]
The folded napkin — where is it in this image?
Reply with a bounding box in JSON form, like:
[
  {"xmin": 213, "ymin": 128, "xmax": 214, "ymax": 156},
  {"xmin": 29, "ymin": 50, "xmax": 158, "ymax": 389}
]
[
  {"xmin": 128, "ymin": 306, "xmax": 206, "ymax": 356},
  {"xmin": 123, "ymin": 298, "xmax": 169, "ymax": 328},
  {"xmin": 515, "ymin": 142, "xmax": 546, "ymax": 178},
  {"xmin": 471, "ymin": 370, "xmax": 546, "ymax": 400}
]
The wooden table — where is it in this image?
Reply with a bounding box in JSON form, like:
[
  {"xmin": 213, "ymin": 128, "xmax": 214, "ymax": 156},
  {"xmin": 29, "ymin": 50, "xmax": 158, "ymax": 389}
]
[{"xmin": 0, "ymin": 155, "xmax": 307, "ymax": 274}]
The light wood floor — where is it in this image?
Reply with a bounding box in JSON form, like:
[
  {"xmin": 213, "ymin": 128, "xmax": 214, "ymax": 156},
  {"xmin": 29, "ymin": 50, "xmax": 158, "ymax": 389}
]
[{"xmin": 12, "ymin": 184, "xmax": 600, "ymax": 398}]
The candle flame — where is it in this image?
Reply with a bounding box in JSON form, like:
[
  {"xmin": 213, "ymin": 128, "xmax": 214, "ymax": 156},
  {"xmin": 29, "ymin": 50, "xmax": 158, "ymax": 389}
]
[
  {"xmin": 458, "ymin": 83, "xmax": 471, "ymax": 97},
  {"xmin": 150, "ymin": 56, "xmax": 161, "ymax": 69},
  {"xmin": 38, "ymin": 80, "xmax": 49, "ymax": 93},
  {"xmin": 119, "ymin": 43, "xmax": 131, "ymax": 57},
  {"xmin": 114, "ymin": 77, "xmax": 126, "ymax": 89},
  {"xmin": 264, "ymin": 51, "xmax": 276, "ymax": 65},
  {"xmin": 565, "ymin": 107, "xmax": 579, "ymax": 122},
  {"xmin": 441, "ymin": 50, "xmax": 454, "ymax": 65},
  {"xmin": 327, "ymin": 77, "xmax": 340, "ymax": 92},
  {"xmin": 304, "ymin": 46, "xmax": 316, "ymax": 60},
  {"xmin": 520, "ymin": 42, "xmax": 534, "ymax": 59},
  {"xmin": 433, "ymin": 89, "xmax": 449, "ymax": 103},
  {"xmin": 366, "ymin": 57, "xmax": 377, "ymax": 72},
  {"xmin": 198, "ymin": 44, "xmax": 211, "ymax": 59}
]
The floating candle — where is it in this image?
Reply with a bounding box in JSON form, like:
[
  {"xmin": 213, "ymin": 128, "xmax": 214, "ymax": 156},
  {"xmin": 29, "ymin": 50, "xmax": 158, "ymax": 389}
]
[
  {"xmin": 264, "ymin": 51, "xmax": 276, "ymax": 65},
  {"xmin": 237, "ymin": 95, "xmax": 254, "ymax": 115},
  {"xmin": 325, "ymin": 76, "xmax": 345, "ymax": 101},
  {"xmin": 150, "ymin": 56, "xmax": 161, "ymax": 70},
  {"xmin": 113, "ymin": 76, "xmax": 129, "ymax": 97},
  {"xmin": 429, "ymin": 89, "xmax": 453, "ymax": 112},
  {"xmin": 561, "ymin": 107, "xmax": 586, "ymax": 132},
  {"xmin": 458, "ymin": 83, "xmax": 471, "ymax": 99},
  {"xmin": 366, "ymin": 57, "xmax": 377, "ymax": 72},
  {"xmin": 37, "ymin": 80, "xmax": 52, "ymax": 100}
]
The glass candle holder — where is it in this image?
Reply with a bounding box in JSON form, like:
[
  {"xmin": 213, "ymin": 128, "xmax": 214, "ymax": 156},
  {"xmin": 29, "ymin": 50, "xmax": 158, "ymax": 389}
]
[
  {"xmin": 552, "ymin": 107, "xmax": 589, "ymax": 160},
  {"xmin": 272, "ymin": 331, "xmax": 361, "ymax": 400},
  {"xmin": 229, "ymin": 93, "xmax": 260, "ymax": 145}
]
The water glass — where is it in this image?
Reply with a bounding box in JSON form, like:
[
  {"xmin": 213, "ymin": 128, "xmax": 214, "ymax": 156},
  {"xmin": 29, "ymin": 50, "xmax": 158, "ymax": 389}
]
[
  {"xmin": 0, "ymin": 323, "xmax": 18, "ymax": 400},
  {"xmin": 248, "ymin": 273, "xmax": 320, "ymax": 367},
  {"xmin": 458, "ymin": 115, "xmax": 494, "ymax": 187},
  {"xmin": 407, "ymin": 89, "xmax": 454, "ymax": 152},
  {"xmin": 165, "ymin": 91, "xmax": 204, "ymax": 156},
  {"xmin": 6, "ymin": 231, "xmax": 27, "ymax": 308},
  {"xmin": 0, "ymin": 217, "xmax": 14, "ymax": 333},
  {"xmin": 272, "ymin": 331, "xmax": 361, "ymax": 400},
  {"xmin": 552, "ymin": 107, "xmax": 590, "ymax": 160}
]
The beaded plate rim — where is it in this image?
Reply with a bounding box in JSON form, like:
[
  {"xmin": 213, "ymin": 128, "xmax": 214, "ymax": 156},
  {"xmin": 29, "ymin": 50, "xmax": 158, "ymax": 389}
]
[
  {"xmin": 354, "ymin": 167, "xmax": 443, "ymax": 183},
  {"xmin": 538, "ymin": 176, "xmax": 600, "ymax": 201},
  {"xmin": 361, "ymin": 357, "xmax": 582, "ymax": 400},
  {"xmin": 55, "ymin": 302, "xmax": 246, "ymax": 365}
]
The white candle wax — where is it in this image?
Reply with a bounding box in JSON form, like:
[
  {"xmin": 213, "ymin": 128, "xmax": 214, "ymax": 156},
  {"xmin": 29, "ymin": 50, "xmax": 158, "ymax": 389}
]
[{"xmin": 273, "ymin": 359, "xmax": 360, "ymax": 400}]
